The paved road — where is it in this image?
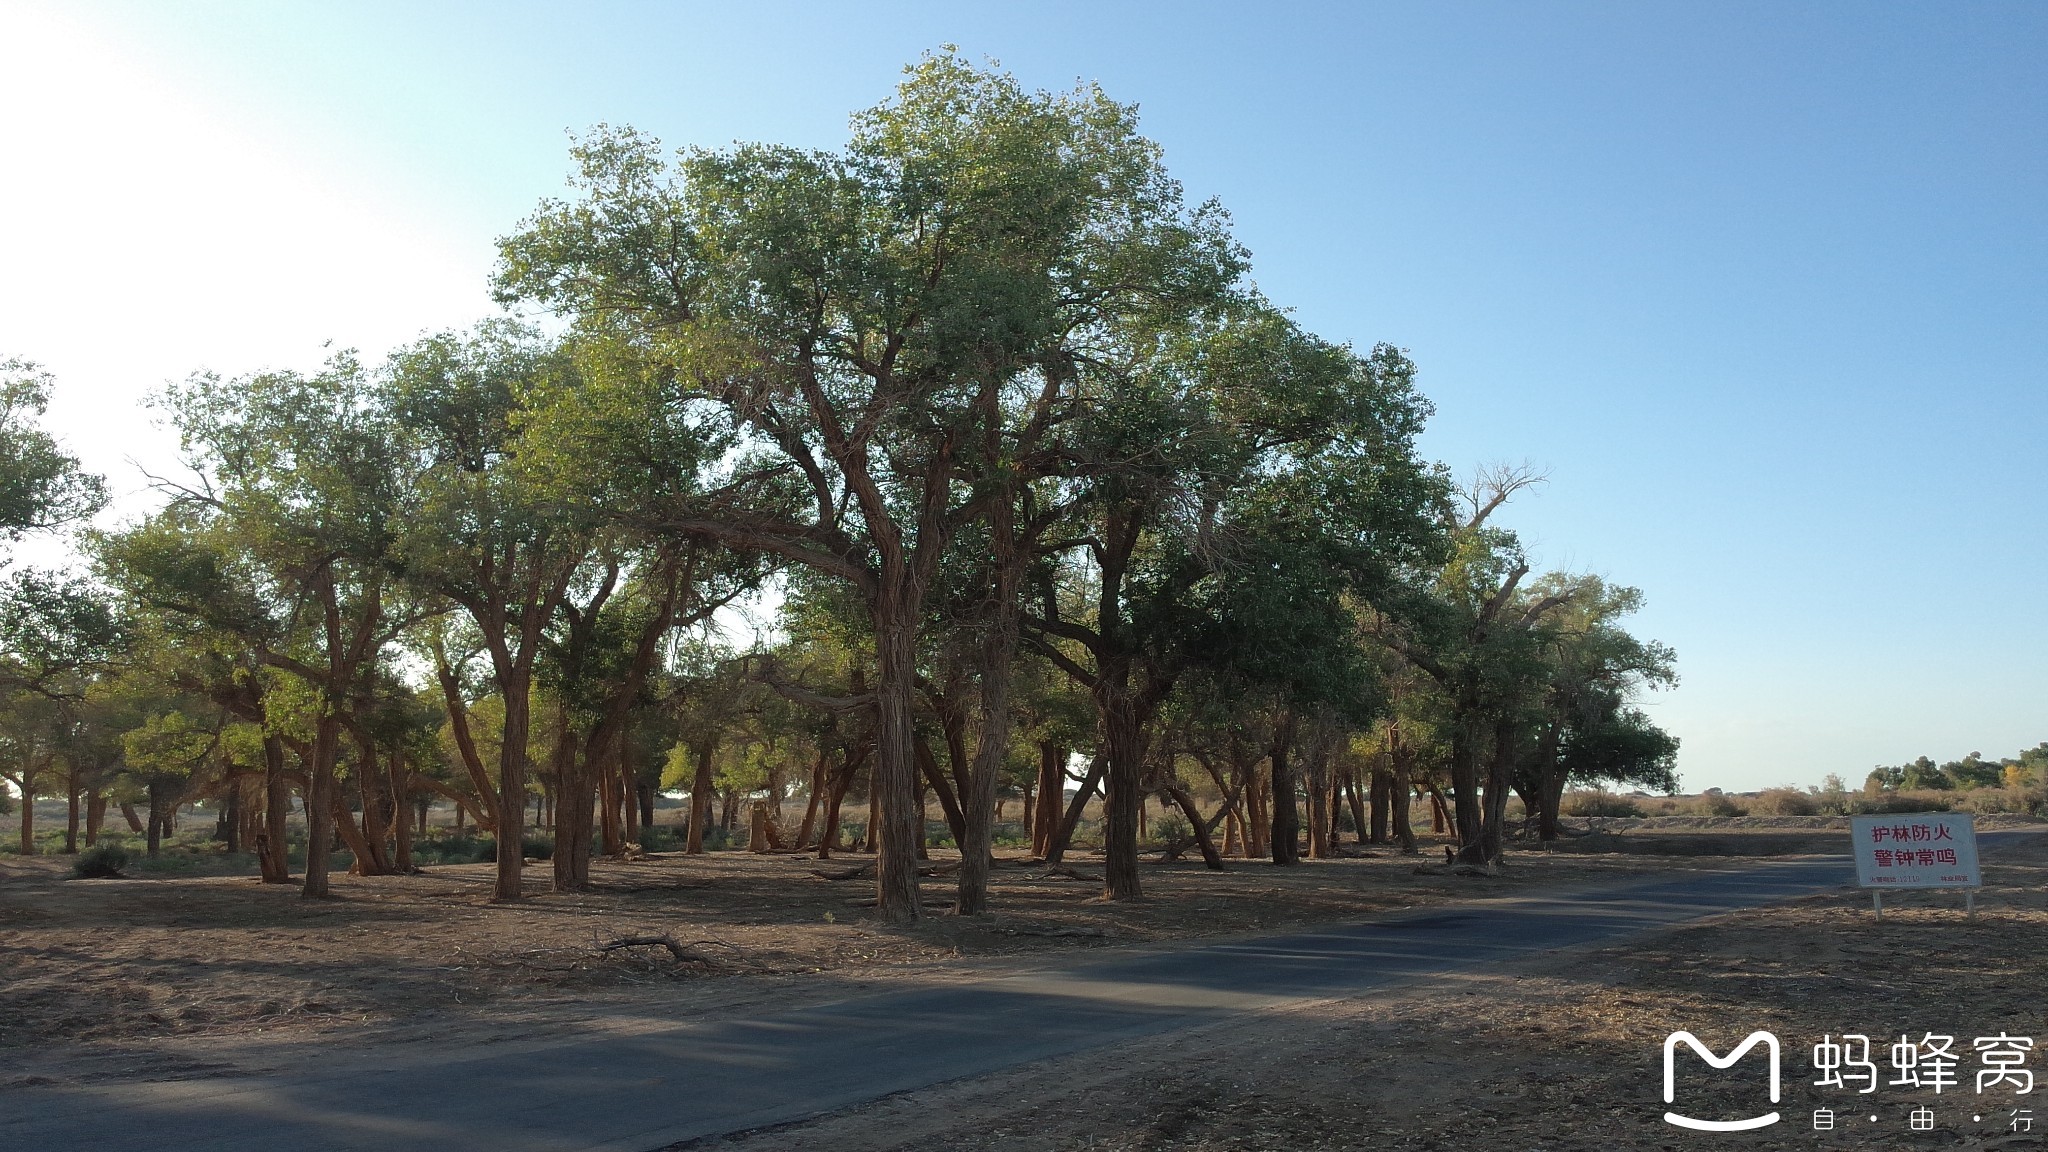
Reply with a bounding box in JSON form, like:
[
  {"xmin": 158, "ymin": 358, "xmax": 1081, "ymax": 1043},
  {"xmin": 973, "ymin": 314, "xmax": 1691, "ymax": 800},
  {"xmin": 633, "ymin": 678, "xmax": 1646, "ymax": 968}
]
[{"xmin": 0, "ymin": 844, "xmax": 2010, "ymax": 1152}]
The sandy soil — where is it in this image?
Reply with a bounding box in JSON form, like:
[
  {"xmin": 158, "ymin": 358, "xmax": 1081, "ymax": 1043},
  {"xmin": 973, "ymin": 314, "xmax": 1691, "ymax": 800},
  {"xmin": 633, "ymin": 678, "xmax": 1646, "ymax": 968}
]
[
  {"xmin": 691, "ymin": 832, "xmax": 2048, "ymax": 1151},
  {"xmin": 0, "ymin": 837, "xmax": 1733, "ymax": 1083}
]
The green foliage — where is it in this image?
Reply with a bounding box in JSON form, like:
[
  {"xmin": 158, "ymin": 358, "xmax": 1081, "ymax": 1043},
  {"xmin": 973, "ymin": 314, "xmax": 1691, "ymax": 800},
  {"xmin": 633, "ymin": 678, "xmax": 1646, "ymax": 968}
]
[
  {"xmin": 71, "ymin": 843, "xmax": 129, "ymax": 878},
  {"xmin": 1148, "ymin": 812, "xmax": 1193, "ymax": 846},
  {"xmin": 0, "ymin": 358, "xmax": 105, "ymax": 542}
]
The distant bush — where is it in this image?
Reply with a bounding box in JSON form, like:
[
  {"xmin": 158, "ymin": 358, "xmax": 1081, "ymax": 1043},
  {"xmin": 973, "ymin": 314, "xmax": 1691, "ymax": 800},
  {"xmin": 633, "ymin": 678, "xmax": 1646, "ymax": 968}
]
[
  {"xmin": 1951, "ymin": 787, "xmax": 2047, "ymax": 817},
  {"xmin": 1563, "ymin": 790, "xmax": 1644, "ymax": 818},
  {"xmin": 1748, "ymin": 788, "xmax": 1818, "ymax": 817},
  {"xmin": 1682, "ymin": 792, "xmax": 1747, "ymax": 818},
  {"xmin": 72, "ymin": 843, "xmax": 129, "ymax": 878},
  {"xmin": 1849, "ymin": 790, "xmax": 1952, "ymax": 815}
]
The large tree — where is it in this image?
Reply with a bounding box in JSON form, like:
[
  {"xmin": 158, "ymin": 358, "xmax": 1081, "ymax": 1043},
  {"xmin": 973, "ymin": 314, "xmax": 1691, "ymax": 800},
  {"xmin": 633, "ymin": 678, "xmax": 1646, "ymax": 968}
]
[
  {"xmin": 496, "ymin": 53, "xmax": 1241, "ymax": 922},
  {"xmin": 110, "ymin": 356, "xmax": 413, "ymax": 897}
]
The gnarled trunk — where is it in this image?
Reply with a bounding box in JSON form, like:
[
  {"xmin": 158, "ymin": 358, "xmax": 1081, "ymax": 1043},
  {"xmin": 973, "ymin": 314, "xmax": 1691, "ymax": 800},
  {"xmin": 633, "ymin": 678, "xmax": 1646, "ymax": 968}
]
[{"xmin": 869, "ymin": 594, "xmax": 925, "ymax": 924}]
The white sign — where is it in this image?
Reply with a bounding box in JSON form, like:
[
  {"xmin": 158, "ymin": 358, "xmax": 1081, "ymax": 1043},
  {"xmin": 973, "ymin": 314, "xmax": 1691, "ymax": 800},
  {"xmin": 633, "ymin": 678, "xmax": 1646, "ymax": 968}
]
[{"xmin": 1850, "ymin": 813, "xmax": 1980, "ymax": 888}]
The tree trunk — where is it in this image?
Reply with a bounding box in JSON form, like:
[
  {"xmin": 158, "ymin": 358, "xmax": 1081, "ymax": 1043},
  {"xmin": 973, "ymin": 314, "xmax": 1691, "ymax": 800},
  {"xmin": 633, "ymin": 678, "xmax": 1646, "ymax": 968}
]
[
  {"xmin": 328, "ymin": 791, "xmax": 381, "ymax": 875},
  {"xmin": 1347, "ymin": 769, "xmax": 1370, "ymax": 848},
  {"xmin": 1450, "ymin": 713, "xmax": 1487, "ymax": 864},
  {"xmin": 1099, "ymin": 686, "xmax": 1144, "ymax": 900},
  {"xmin": 914, "ymin": 733, "xmax": 969, "ymax": 852},
  {"xmin": 1247, "ymin": 763, "xmax": 1270, "ymax": 859},
  {"xmin": 596, "ymin": 738, "xmax": 623, "ymax": 859},
  {"xmin": 860, "ymin": 771, "xmax": 878, "ymax": 852},
  {"xmin": 552, "ymin": 710, "xmax": 594, "ymax": 890},
  {"xmin": 17, "ymin": 770, "xmax": 37, "ymax": 856},
  {"xmin": 258, "ymin": 736, "xmax": 291, "ymax": 882},
  {"xmin": 1369, "ymin": 767, "xmax": 1390, "ymax": 844},
  {"xmin": 63, "ymin": 774, "xmax": 79, "ymax": 854},
  {"xmin": 1044, "ymin": 752, "xmax": 1105, "ymax": 867},
  {"xmin": 220, "ymin": 784, "xmax": 241, "ymax": 854},
  {"xmin": 620, "ymin": 733, "xmax": 641, "ymax": 849},
  {"xmin": 1031, "ymin": 743, "xmax": 1063, "ymax": 858},
  {"xmin": 1302, "ymin": 726, "xmax": 1329, "ymax": 861},
  {"xmin": 687, "ymin": 739, "xmax": 716, "ymax": 855},
  {"xmin": 818, "ymin": 746, "xmax": 861, "ymax": 860},
  {"xmin": 85, "ymin": 788, "xmax": 105, "ymax": 847},
  {"xmin": 1478, "ymin": 716, "xmax": 1517, "ymax": 865},
  {"xmin": 869, "ymin": 595, "xmax": 924, "ymax": 924},
  {"xmin": 794, "ymin": 750, "xmax": 825, "ymax": 849},
  {"xmin": 301, "ymin": 715, "xmax": 340, "ymax": 897},
  {"xmin": 956, "ymin": 591, "xmax": 1019, "ymax": 915},
  {"xmin": 1159, "ymin": 779, "xmax": 1225, "ymax": 870},
  {"xmin": 390, "ymin": 749, "xmax": 412, "ymax": 873},
  {"xmin": 491, "ymin": 664, "xmax": 532, "ymax": 903},
  {"xmin": 352, "ymin": 732, "xmax": 395, "ymax": 876},
  {"xmin": 1269, "ymin": 712, "xmax": 1301, "ymax": 866},
  {"xmin": 1537, "ymin": 724, "xmax": 1567, "ymax": 842},
  {"xmin": 144, "ymin": 778, "xmax": 164, "ymax": 856}
]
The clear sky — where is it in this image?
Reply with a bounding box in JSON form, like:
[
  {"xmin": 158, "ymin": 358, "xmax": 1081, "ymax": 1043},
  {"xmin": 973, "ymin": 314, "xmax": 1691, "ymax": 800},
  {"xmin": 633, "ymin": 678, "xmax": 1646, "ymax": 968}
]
[{"xmin": 2, "ymin": 1, "xmax": 2041, "ymax": 792}]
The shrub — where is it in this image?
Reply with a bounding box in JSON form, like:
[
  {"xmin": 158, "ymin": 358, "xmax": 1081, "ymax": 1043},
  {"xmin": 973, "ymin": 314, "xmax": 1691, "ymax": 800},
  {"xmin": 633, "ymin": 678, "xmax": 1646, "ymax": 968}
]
[
  {"xmin": 1149, "ymin": 812, "xmax": 1193, "ymax": 846},
  {"xmin": 1748, "ymin": 788, "xmax": 1818, "ymax": 817},
  {"xmin": 637, "ymin": 826, "xmax": 684, "ymax": 852},
  {"xmin": 72, "ymin": 843, "xmax": 129, "ymax": 878},
  {"xmin": 1684, "ymin": 792, "xmax": 1747, "ymax": 818},
  {"xmin": 410, "ymin": 834, "xmax": 491, "ymax": 865},
  {"xmin": 1562, "ymin": 790, "xmax": 1644, "ymax": 818},
  {"xmin": 1848, "ymin": 790, "xmax": 1952, "ymax": 815}
]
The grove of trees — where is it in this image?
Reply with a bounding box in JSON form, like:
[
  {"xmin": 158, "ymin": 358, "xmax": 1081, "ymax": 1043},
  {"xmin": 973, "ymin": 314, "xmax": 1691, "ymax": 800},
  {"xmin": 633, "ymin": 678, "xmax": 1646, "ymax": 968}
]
[{"xmin": 0, "ymin": 54, "xmax": 1685, "ymax": 925}]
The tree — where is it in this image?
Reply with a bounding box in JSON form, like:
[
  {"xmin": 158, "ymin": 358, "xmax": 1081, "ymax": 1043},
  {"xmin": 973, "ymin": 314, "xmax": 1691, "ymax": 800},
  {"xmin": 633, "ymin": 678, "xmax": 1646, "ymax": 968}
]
[
  {"xmin": 0, "ymin": 358, "xmax": 104, "ymax": 543},
  {"xmin": 120, "ymin": 355, "xmax": 413, "ymax": 897},
  {"xmin": 1378, "ymin": 467, "xmax": 1590, "ymax": 865},
  {"xmin": 1520, "ymin": 577, "xmax": 1678, "ymax": 841},
  {"xmin": 1028, "ymin": 315, "xmax": 1444, "ymax": 892},
  {"xmin": 0, "ymin": 359, "xmax": 116, "ymax": 698},
  {"xmin": 0, "ymin": 689, "xmax": 62, "ymax": 853},
  {"xmin": 497, "ymin": 53, "xmax": 1244, "ymax": 922},
  {"xmin": 389, "ymin": 326, "xmax": 599, "ymax": 901}
]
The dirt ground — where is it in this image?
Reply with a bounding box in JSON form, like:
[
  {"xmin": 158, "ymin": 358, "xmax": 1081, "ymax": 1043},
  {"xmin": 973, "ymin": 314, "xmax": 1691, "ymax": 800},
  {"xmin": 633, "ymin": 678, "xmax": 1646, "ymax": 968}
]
[
  {"xmin": 0, "ymin": 838, "xmax": 1714, "ymax": 1059},
  {"xmin": 692, "ymin": 831, "xmax": 2048, "ymax": 1152},
  {"xmin": 6, "ymin": 827, "xmax": 2043, "ymax": 1150}
]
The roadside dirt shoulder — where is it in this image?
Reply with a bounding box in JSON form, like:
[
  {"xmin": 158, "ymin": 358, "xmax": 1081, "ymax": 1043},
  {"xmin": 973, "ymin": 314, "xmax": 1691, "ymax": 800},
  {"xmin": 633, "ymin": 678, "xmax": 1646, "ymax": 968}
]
[{"xmin": 689, "ymin": 834, "xmax": 2048, "ymax": 1151}]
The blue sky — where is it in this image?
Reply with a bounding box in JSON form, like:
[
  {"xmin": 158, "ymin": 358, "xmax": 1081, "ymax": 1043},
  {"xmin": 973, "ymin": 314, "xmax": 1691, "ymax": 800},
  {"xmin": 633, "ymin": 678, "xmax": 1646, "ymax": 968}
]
[{"xmin": 2, "ymin": 1, "xmax": 2042, "ymax": 791}]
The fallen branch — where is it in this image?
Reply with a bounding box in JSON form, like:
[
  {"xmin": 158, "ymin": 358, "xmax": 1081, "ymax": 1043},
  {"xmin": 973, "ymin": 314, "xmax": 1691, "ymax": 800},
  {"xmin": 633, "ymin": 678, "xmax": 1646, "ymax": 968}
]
[
  {"xmin": 1048, "ymin": 866, "xmax": 1102, "ymax": 883},
  {"xmin": 1005, "ymin": 925, "xmax": 1108, "ymax": 938},
  {"xmin": 811, "ymin": 864, "xmax": 874, "ymax": 881},
  {"xmin": 598, "ymin": 933, "xmax": 701, "ymax": 962},
  {"xmin": 594, "ymin": 933, "xmax": 764, "ymax": 969}
]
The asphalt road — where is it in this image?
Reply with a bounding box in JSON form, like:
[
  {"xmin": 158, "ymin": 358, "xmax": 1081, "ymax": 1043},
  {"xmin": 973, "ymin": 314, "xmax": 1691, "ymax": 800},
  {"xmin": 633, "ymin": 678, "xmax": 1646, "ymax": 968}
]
[{"xmin": 0, "ymin": 845, "xmax": 1999, "ymax": 1152}]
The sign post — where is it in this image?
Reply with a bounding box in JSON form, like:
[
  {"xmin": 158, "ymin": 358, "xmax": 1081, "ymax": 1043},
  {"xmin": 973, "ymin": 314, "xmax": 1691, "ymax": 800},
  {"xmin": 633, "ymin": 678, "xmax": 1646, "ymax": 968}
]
[{"xmin": 1848, "ymin": 813, "xmax": 1980, "ymax": 920}]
